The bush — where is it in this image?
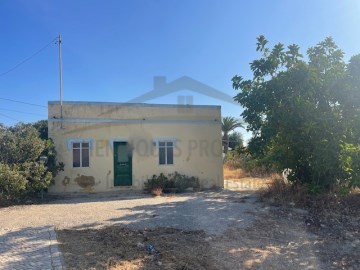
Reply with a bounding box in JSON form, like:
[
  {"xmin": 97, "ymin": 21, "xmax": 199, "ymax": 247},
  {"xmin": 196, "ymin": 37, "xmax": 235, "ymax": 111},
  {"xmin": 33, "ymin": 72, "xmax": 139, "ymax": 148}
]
[
  {"xmin": 260, "ymin": 175, "xmax": 310, "ymax": 207},
  {"xmin": 144, "ymin": 172, "xmax": 200, "ymax": 194},
  {"xmin": 0, "ymin": 122, "xmax": 64, "ymax": 202},
  {"xmin": 144, "ymin": 173, "xmax": 168, "ymax": 192},
  {"xmin": 224, "ymin": 149, "xmax": 275, "ymax": 177},
  {"xmin": 21, "ymin": 162, "xmax": 53, "ymax": 193},
  {"xmin": 0, "ymin": 163, "xmax": 27, "ymax": 200},
  {"xmin": 168, "ymin": 171, "xmax": 200, "ymax": 193}
]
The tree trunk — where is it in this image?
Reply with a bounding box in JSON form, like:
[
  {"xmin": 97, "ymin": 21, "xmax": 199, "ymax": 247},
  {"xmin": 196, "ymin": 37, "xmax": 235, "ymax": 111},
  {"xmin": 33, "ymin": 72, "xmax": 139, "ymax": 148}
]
[{"xmin": 223, "ymin": 133, "xmax": 229, "ymax": 154}]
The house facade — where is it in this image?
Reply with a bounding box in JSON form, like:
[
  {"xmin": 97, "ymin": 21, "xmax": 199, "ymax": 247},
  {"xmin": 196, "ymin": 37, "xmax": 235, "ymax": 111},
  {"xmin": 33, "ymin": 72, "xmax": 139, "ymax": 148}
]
[{"xmin": 48, "ymin": 101, "xmax": 223, "ymax": 192}]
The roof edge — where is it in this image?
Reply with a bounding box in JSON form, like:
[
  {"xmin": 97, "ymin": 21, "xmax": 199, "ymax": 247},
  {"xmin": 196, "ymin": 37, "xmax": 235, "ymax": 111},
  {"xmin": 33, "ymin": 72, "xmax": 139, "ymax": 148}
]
[{"xmin": 48, "ymin": 101, "xmax": 221, "ymax": 109}]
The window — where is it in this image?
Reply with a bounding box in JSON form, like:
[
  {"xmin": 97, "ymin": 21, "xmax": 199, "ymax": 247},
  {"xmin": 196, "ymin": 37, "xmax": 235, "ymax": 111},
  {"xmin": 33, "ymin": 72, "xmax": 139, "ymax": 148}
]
[
  {"xmin": 72, "ymin": 142, "xmax": 90, "ymax": 167},
  {"xmin": 159, "ymin": 141, "xmax": 174, "ymax": 165}
]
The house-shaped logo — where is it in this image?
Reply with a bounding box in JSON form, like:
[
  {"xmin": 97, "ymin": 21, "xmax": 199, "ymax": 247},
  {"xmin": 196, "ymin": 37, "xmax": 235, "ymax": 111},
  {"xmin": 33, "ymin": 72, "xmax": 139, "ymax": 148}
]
[{"xmin": 127, "ymin": 76, "xmax": 240, "ymax": 106}]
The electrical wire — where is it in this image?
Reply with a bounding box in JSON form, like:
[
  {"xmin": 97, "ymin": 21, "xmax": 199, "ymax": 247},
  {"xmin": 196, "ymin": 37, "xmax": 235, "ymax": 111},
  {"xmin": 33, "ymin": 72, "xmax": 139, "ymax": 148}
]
[
  {"xmin": 0, "ymin": 37, "xmax": 58, "ymax": 78},
  {"xmin": 0, "ymin": 108, "xmax": 47, "ymax": 117},
  {"xmin": 0, "ymin": 112, "xmax": 20, "ymax": 122},
  {"xmin": 0, "ymin": 97, "xmax": 47, "ymax": 108}
]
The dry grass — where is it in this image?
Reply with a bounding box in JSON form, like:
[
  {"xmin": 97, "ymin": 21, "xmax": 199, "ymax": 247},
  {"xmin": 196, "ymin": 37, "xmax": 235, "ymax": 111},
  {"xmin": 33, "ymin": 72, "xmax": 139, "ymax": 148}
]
[
  {"xmin": 224, "ymin": 165, "xmax": 274, "ymax": 191},
  {"xmin": 223, "ymin": 166, "xmax": 248, "ymax": 180},
  {"xmin": 150, "ymin": 187, "xmax": 162, "ymax": 197},
  {"xmin": 259, "ymin": 175, "xmax": 309, "ymax": 206},
  {"xmin": 57, "ymin": 227, "xmax": 217, "ymax": 270}
]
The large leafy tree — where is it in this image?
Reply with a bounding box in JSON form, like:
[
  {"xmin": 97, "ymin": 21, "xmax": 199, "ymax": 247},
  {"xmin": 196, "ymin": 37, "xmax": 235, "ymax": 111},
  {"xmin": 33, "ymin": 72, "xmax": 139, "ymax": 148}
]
[
  {"xmin": 232, "ymin": 36, "xmax": 360, "ymax": 189},
  {"xmin": 0, "ymin": 122, "xmax": 63, "ymax": 198},
  {"xmin": 222, "ymin": 116, "xmax": 243, "ymax": 154},
  {"xmin": 228, "ymin": 131, "xmax": 244, "ymax": 151}
]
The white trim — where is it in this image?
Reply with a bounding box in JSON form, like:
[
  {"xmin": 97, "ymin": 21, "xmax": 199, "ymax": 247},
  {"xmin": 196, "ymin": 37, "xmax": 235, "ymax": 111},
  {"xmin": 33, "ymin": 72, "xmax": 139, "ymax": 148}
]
[
  {"xmin": 109, "ymin": 138, "xmax": 128, "ymax": 149},
  {"xmin": 71, "ymin": 141, "xmax": 90, "ymax": 168},
  {"xmin": 153, "ymin": 137, "xmax": 177, "ymax": 147},
  {"xmin": 49, "ymin": 118, "xmax": 220, "ymax": 125},
  {"xmin": 66, "ymin": 138, "xmax": 93, "ymax": 150},
  {"xmin": 48, "ymin": 101, "xmax": 221, "ymax": 109},
  {"xmin": 156, "ymin": 139, "xmax": 175, "ymax": 165}
]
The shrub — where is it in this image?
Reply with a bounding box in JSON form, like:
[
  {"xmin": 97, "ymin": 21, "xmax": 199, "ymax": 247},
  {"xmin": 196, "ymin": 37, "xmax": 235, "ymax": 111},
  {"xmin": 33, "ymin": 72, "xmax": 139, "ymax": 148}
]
[
  {"xmin": 144, "ymin": 173, "xmax": 168, "ymax": 192},
  {"xmin": 151, "ymin": 187, "xmax": 163, "ymax": 196},
  {"xmin": 21, "ymin": 162, "xmax": 53, "ymax": 193},
  {"xmin": 0, "ymin": 163, "xmax": 27, "ymax": 200},
  {"xmin": 0, "ymin": 122, "xmax": 64, "ymax": 202},
  {"xmin": 168, "ymin": 171, "xmax": 200, "ymax": 192},
  {"xmin": 144, "ymin": 172, "xmax": 200, "ymax": 194},
  {"xmin": 260, "ymin": 175, "xmax": 310, "ymax": 207},
  {"xmin": 224, "ymin": 149, "xmax": 275, "ymax": 177}
]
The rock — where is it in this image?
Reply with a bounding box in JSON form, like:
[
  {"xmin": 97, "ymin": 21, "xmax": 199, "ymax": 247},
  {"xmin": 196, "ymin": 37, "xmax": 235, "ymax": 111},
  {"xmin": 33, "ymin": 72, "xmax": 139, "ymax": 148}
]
[
  {"xmin": 292, "ymin": 208, "xmax": 308, "ymax": 215},
  {"xmin": 136, "ymin": 242, "xmax": 145, "ymax": 248}
]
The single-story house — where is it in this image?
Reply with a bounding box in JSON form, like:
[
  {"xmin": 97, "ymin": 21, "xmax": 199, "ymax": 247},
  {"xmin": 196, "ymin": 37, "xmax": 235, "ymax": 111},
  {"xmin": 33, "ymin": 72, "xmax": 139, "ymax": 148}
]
[{"xmin": 48, "ymin": 101, "xmax": 224, "ymax": 192}]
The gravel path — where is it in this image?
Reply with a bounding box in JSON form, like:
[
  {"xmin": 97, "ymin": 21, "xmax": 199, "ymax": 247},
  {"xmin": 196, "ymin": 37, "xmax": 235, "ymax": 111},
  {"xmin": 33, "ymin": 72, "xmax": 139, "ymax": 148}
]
[
  {"xmin": 0, "ymin": 190, "xmax": 261, "ymax": 269},
  {"xmin": 0, "ymin": 189, "xmax": 331, "ymax": 269},
  {"xmin": 0, "ymin": 190, "xmax": 259, "ymax": 234}
]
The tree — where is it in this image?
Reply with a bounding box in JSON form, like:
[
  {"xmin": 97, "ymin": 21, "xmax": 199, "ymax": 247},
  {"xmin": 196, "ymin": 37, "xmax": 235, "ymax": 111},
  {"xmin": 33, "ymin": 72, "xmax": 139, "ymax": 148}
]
[
  {"xmin": 228, "ymin": 131, "xmax": 243, "ymax": 150},
  {"xmin": 0, "ymin": 123, "xmax": 44, "ymax": 164},
  {"xmin": 32, "ymin": 120, "xmax": 48, "ymax": 140},
  {"xmin": 0, "ymin": 122, "xmax": 63, "ymax": 198},
  {"xmin": 232, "ymin": 36, "xmax": 360, "ymax": 190},
  {"xmin": 222, "ymin": 116, "xmax": 243, "ymax": 154}
]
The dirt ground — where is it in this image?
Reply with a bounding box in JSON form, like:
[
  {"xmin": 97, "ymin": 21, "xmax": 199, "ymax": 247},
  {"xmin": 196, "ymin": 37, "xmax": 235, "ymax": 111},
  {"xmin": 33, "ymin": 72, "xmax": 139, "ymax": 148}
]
[
  {"xmin": 1, "ymin": 176, "xmax": 358, "ymax": 269},
  {"xmin": 55, "ymin": 178, "xmax": 359, "ymax": 270}
]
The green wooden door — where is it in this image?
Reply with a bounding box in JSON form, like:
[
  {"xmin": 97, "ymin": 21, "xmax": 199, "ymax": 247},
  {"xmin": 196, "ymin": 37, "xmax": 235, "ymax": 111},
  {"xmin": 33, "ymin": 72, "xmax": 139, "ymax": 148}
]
[{"xmin": 114, "ymin": 142, "xmax": 132, "ymax": 186}]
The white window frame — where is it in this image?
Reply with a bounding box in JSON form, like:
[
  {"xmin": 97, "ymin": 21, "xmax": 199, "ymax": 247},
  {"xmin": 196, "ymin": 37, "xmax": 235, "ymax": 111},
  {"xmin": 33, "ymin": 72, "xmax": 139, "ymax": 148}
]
[
  {"xmin": 158, "ymin": 141, "xmax": 174, "ymax": 165},
  {"xmin": 66, "ymin": 139, "xmax": 93, "ymax": 168}
]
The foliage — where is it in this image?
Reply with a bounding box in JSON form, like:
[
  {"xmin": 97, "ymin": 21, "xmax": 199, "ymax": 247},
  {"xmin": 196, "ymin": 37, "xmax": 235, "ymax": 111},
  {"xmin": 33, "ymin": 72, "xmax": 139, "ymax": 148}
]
[
  {"xmin": 168, "ymin": 171, "xmax": 200, "ymax": 192},
  {"xmin": 232, "ymin": 36, "xmax": 360, "ymax": 191},
  {"xmin": 21, "ymin": 162, "xmax": 53, "ymax": 193},
  {"xmin": 144, "ymin": 172, "xmax": 200, "ymax": 194},
  {"xmin": 228, "ymin": 131, "xmax": 243, "ymax": 150},
  {"xmin": 144, "ymin": 173, "xmax": 168, "ymax": 191},
  {"xmin": 0, "ymin": 121, "xmax": 63, "ymax": 200},
  {"xmin": 0, "ymin": 123, "xmax": 44, "ymax": 164},
  {"xmin": 221, "ymin": 116, "xmax": 243, "ymax": 154},
  {"xmin": 32, "ymin": 119, "xmax": 48, "ymax": 140},
  {"xmin": 224, "ymin": 149, "xmax": 275, "ymax": 177},
  {"xmin": 0, "ymin": 163, "xmax": 27, "ymax": 200}
]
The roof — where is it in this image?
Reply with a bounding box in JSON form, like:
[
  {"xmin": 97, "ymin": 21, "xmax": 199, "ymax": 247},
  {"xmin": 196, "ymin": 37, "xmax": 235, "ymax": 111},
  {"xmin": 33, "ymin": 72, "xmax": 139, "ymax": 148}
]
[{"xmin": 48, "ymin": 101, "xmax": 221, "ymax": 110}]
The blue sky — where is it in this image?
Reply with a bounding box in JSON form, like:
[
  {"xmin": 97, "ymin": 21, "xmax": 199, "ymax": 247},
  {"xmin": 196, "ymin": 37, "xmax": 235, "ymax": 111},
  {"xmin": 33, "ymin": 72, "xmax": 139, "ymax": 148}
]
[{"xmin": 0, "ymin": 0, "xmax": 359, "ymax": 141}]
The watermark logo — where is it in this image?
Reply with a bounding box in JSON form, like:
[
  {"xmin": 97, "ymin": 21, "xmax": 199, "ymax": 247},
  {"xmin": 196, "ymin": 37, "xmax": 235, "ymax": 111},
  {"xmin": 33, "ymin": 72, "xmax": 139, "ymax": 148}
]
[
  {"xmin": 128, "ymin": 76, "xmax": 240, "ymax": 106},
  {"xmin": 53, "ymin": 75, "xmax": 242, "ymax": 159}
]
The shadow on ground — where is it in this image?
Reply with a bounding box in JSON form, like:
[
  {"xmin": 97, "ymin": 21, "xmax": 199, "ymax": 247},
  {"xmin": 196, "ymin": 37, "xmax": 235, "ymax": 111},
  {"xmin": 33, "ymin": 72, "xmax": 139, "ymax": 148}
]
[
  {"xmin": 0, "ymin": 226, "xmax": 60, "ymax": 270},
  {"xmin": 55, "ymin": 190, "xmax": 330, "ymax": 270}
]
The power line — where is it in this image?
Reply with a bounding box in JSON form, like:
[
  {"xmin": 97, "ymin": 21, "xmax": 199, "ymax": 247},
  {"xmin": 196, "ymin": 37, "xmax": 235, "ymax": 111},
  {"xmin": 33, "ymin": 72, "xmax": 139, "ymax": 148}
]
[
  {"xmin": 0, "ymin": 112, "xmax": 20, "ymax": 122},
  {"xmin": 0, "ymin": 108, "xmax": 47, "ymax": 117},
  {"xmin": 0, "ymin": 37, "xmax": 58, "ymax": 78},
  {"xmin": 0, "ymin": 97, "xmax": 47, "ymax": 108}
]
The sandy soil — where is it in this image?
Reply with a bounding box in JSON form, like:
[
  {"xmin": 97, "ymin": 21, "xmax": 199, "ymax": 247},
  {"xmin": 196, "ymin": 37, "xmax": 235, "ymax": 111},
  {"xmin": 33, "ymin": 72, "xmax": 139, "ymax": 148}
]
[{"xmin": 1, "ymin": 178, "xmax": 358, "ymax": 269}]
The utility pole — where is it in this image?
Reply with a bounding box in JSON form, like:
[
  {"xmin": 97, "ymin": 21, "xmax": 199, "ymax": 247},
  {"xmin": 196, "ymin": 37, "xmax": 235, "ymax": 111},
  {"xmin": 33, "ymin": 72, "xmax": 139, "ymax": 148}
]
[{"xmin": 57, "ymin": 34, "xmax": 63, "ymax": 122}]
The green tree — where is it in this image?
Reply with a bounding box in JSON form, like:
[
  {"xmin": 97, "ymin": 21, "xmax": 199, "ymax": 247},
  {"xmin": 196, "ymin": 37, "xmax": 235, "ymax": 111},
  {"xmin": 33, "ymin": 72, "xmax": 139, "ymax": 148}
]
[
  {"xmin": 0, "ymin": 163, "xmax": 27, "ymax": 200},
  {"xmin": 222, "ymin": 116, "xmax": 243, "ymax": 154},
  {"xmin": 0, "ymin": 123, "xmax": 44, "ymax": 164},
  {"xmin": 232, "ymin": 36, "xmax": 360, "ymax": 190},
  {"xmin": 228, "ymin": 131, "xmax": 243, "ymax": 150},
  {"xmin": 32, "ymin": 119, "xmax": 48, "ymax": 140},
  {"xmin": 32, "ymin": 120, "xmax": 64, "ymax": 179},
  {"xmin": 0, "ymin": 122, "xmax": 63, "ymax": 197}
]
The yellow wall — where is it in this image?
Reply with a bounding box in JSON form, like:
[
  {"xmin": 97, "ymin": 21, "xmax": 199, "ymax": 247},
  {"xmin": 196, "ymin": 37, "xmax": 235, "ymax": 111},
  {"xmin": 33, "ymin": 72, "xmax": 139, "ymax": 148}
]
[{"xmin": 48, "ymin": 102, "xmax": 223, "ymax": 192}]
